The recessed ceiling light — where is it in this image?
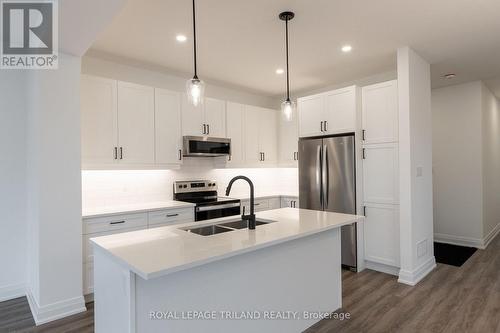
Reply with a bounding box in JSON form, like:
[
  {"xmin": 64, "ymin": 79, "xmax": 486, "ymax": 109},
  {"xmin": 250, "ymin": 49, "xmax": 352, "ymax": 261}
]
[
  {"xmin": 341, "ymin": 45, "xmax": 352, "ymax": 53},
  {"xmin": 276, "ymin": 68, "xmax": 284, "ymax": 75},
  {"xmin": 176, "ymin": 34, "xmax": 187, "ymax": 42},
  {"xmin": 443, "ymin": 73, "xmax": 456, "ymax": 79}
]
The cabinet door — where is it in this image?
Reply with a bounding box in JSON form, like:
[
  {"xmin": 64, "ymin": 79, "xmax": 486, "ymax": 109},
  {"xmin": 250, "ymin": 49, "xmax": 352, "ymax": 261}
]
[
  {"xmin": 259, "ymin": 108, "xmax": 278, "ymax": 164},
  {"xmin": 298, "ymin": 95, "xmax": 324, "ymax": 137},
  {"xmin": 244, "ymin": 106, "xmax": 262, "ymax": 164},
  {"xmin": 362, "ymin": 80, "xmax": 398, "ymax": 144},
  {"xmin": 181, "ymin": 94, "xmax": 204, "ymax": 136},
  {"xmin": 155, "ymin": 89, "xmax": 182, "ymax": 165},
  {"xmin": 117, "ymin": 82, "xmax": 155, "ymax": 164},
  {"xmin": 324, "ymin": 86, "xmax": 356, "ymax": 135},
  {"xmin": 279, "ymin": 108, "xmax": 299, "ymax": 166},
  {"xmin": 362, "ymin": 144, "xmax": 399, "ymax": 204},
  {"xmin": 364, "ymin": 204, "xmax": 400, "ymax": 267},
  {"xmin": 226, "ymin": 102, "xmax": 245, "ymax": 165},
  {"xmin": 81, "ymin": 75, "xmax": 118, "ymax": 166},
  {"xmin": 204, "ymin": 98, "xmax": 226, "ymax": 137}
]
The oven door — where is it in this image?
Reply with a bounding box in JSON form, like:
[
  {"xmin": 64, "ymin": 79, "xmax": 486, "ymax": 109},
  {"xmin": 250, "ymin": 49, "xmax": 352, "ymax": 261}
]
[
  {"xmin": 195, "ymin": 202, "xmax": 241, "ymax": 221},
  {"xmin": 183, "ymin": 136, "xmax": 231, "ymax": 157}
]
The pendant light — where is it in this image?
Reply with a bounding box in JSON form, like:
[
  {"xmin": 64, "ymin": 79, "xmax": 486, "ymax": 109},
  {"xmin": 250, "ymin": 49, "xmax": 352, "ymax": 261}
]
[
  {"xmin": 186, "ymin": 0, "xmax": 205, "ymax": 107},
  {"xmin": 279, "ymin": 11, "xmax": 295, "ymax": 121}
]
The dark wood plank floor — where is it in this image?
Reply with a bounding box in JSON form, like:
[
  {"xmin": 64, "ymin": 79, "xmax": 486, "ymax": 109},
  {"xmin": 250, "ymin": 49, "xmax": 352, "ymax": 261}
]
[{"xmin": 1, "ymin": 233, "xmax": 499, "ymax": 333}]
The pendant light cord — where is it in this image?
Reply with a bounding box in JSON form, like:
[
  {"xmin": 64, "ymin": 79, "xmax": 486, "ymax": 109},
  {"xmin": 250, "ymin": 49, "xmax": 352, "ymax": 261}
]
[
  {"xmin": 285, "ymin": 18, "xmax": 290, "ymax": 100},
  {"xmin": 192, "ymin": 0, "xmax": 198, "ymax": 78}
]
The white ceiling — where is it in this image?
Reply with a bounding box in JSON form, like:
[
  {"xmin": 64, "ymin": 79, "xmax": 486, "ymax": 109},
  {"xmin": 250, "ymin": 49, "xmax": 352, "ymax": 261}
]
[{"xmin": 88, "ymin": 0, "xmax": 500, "ymax": 97}]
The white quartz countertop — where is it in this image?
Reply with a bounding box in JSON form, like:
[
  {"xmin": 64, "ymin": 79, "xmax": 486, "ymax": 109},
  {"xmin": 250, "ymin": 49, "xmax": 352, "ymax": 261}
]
[
  {"xmin": 91, "ymin": 208, "xmax": 364, "ymax": 280},
  {"xmin": 82, "ymin": 201, "xmax": 195, "ymax": 218}
]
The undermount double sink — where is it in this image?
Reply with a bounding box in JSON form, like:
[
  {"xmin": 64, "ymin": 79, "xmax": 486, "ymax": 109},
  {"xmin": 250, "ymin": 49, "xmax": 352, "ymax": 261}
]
[{"xmin": 181, "ymin": 219, "xmax": 275, "ymax": 236}]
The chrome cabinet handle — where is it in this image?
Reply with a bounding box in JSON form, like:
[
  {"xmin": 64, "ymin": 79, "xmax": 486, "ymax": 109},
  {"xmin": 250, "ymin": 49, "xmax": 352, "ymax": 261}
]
[
  {"xmin": 166, "ymin": 213, "xmax": 179, "ymax": 218},
  {"xmin": 320, "ymin": 121, "xmax": 324, "ymax": 132},
  {"xmin": 324, "ymin": 121, "xmax": 328, "ymax": 132},
  {"xmin": 362, "ymin": 129, "xmax": 366, "ymax": 141},
  {"xmin": 207, "ymin": 124, "xmax": 210, "ymax": 135},
  {"xmin": 178, "ymin": 149, "xmax": 182, "ymax": 161},
  {"xmin": 110, "ymin": 220, "xmax": 125, "ymax": 225},
  {"xmin": 114, "ymin": 147, "xmax": 118, "ymax": 160},
  {"xmin": 120, "ymin": 147, "xmax": 123, "ymax": 160},
  {"xmin": 203, "ymin": 124, "xmax": 206, "ymax": 135}
]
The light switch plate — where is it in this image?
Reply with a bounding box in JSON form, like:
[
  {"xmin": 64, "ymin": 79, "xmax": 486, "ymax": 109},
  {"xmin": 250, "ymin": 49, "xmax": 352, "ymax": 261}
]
[{"xmin": 416, "ymin": 166, "xmax": 423, "ymax": 177}]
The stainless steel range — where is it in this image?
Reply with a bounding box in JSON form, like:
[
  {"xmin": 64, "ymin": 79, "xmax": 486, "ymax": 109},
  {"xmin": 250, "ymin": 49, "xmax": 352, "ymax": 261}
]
[{"xmin": 173, "ymin": 180, "xmax": 241, "ymax": 221}]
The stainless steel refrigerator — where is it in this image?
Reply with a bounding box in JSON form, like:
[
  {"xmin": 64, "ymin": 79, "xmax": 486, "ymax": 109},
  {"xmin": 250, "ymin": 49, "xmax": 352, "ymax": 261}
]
[{"xmin": 298, "ymin": 134, "xmax": 357, "ymax": 270}]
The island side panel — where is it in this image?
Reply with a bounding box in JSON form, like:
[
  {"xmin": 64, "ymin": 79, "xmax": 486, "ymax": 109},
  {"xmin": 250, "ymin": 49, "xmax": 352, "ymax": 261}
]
[
  {"xmin": 135, "ymin": 228, "xmax": 342, "ymax": 333},
  {"xmin": 94, "ymin": 246, "xmax": 136, "ymax": 333}
]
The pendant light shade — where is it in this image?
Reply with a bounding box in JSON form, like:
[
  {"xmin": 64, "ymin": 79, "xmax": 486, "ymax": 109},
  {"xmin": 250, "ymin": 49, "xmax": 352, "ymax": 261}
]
[
  {"xmin": 279, "ymin": 11, "xmax": 295, "ymax": 122},
  {"xmin": 186, "ymin": 76, "xmax": 205, "ymax": 107},
  {"xmin": 186, "ymin": 0, "xmax": 205, "ymax": 107}
]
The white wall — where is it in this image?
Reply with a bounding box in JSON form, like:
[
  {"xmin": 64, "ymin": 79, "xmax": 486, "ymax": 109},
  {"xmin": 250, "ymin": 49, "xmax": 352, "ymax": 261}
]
[
  {"xmin": 82, "ymin": 158, "xmax": 298, "ymax": 211},
  {"xmin": 25, "ymin": 53, "xmax": 86, "ymax": 324},
  {"xmin": 432, "ymin": 81, "xmax": 500, "ymax": 248},
  {"xmin": 82, "ymin": 55, "xmax": 278, "ymax": 109},
  {"xmin": 481, "ymin": 83, "xmax": 500, "ymax": 240},
  {"xmin": 397, "ymin": 47, "xmax": 435, "ymax": 286},
  {"xmin": 0, "ymin": 71, "xmax": 27, "ymax": 301},
  {"xmin": 432, "ymin": 82, "xmax": 484, "ymax": 241}
]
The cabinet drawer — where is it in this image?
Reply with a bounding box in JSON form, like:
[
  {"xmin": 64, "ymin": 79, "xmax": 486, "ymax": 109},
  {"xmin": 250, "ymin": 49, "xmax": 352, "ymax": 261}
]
[
  {"xmin": 83, "ymin": 212, "xmax": 148, "ymax": 235},
  {"xmin": 148, "ymin": 208, "xmax": 194, "ymax": 228},
  {"xmin": 83, "ymin": 226, "xmax": 145, "ymax": 263}
]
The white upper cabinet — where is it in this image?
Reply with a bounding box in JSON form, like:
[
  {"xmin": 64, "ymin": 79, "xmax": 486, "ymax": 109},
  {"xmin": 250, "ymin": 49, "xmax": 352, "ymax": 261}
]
[
  {"xmin": 81, "ymin": 75, "xmax": 118, "ymax": 166},
  {"xmin": 204, "ymin": 98, "xmax": 226, "ymax": 137},
  {"xmin": 361, "ymin": 80, "xmax": 398, "ymax": 144},
  {"xmin": 259, "ymin": 107, "xmax": 278, "ymax": 164},
  {"xmin": 243, "ymin": 106, "xmax": 262, "ymax": 164},
  {"xmin": 181, "ymin": 96, "xmax": 226, "ymax": 137},
  {"xmin": 181, "ymin": 95, "xmax": 205, "ymax": 136},
  {"xmin": 155, "ymin": 88, "xmax": 183, "ymax": 165},
  {"xmin": 243, "ymin": 106, "xmax": 278, "ymax": 165},
  {"xmin": 226, "ymin": 102, "xmax": 245, "ymax": 165},
  {"xmin": 117, "ymin": 81, "xmax": 155, "ymax": 165},
  {"xmin": 298, "ymin": 86, "xmax": 357, "ymax": 138},
  {"xmin": 279, "ymin": 108, "xmax": 298, "ymax": 166},
  {"xmin": 324, "ymin": 86, "xmax": 357, "ymax": 135},
  {"xmin": 298, "ymin": 94, "xmax": 324, "ymax": 137}
]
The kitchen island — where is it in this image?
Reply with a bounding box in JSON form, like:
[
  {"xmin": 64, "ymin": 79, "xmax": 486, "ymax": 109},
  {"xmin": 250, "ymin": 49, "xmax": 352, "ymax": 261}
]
[{"xmin": 91, "ymin": 208, "xmax": 363, "ymax": 333}]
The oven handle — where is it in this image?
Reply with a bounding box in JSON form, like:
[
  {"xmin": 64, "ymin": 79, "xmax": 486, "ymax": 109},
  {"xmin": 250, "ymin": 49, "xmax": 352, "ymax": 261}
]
[{"xmin": 196, "ymin": 202, "xmax": 241, "ymax": 212}]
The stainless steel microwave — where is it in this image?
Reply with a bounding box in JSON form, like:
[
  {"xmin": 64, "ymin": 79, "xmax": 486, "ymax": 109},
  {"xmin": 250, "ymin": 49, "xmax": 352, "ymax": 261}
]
[{"xmin": 182, "ymin": 136, "xmax": 231, "ymax": 157}]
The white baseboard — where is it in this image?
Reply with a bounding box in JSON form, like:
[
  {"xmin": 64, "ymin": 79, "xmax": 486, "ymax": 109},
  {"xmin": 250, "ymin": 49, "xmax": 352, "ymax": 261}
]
[
  {"xmin": 483, "ymin": 222, "xmax": 500, "ymax": 249},
  {"xmin": 435, "ymin": 222, "xmax": 500, "ymax": 250},
  {"xmin": 0, "ymin": 283, "xmax": 25, "ymax": 302},
  {"xmin": 26, "ymin": 288, "xmax": 87, "ymax": 326},
  {"xmin": 398, "ymin": 256, "xmax": 436, "ymax": 286},
  {"xmin": 365, "ymin": 260, "xmax": 400, "ymax": 276},
  {"xmin": 434, "ymin": 233, "xmax": 483, "ymax": 249}
]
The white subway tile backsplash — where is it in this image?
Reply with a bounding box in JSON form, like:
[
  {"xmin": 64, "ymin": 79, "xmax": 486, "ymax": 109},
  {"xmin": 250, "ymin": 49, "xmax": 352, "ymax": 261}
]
[{"xmin": 82, "ymin": 163, "xmax": 298, "ymax": 212}]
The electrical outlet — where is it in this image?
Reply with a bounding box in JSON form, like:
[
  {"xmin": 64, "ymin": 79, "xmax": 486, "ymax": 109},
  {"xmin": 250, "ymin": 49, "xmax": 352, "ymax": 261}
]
[{"xmin": 416, "ymin": 166, "xmax": 423, "ymax": 177}]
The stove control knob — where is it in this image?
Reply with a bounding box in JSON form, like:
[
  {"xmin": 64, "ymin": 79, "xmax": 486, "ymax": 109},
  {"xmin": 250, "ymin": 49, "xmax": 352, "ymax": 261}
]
[
  {"xmin": 178, "ymin": 185, "xmax": 182, "ymax": 188},
  {"xmin": 183, "ymin": 185, "xmax": 187, "ymax": 188}
]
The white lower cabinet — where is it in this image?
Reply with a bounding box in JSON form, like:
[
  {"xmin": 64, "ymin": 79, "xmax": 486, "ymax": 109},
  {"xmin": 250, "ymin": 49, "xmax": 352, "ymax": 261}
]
[
  {"xmin": 82, "ymin": 207, "xmax": 194, "ymax": 295},
  {"xmin": 363, "ymin": 204, "xmax": 400, "ymax": 268}
]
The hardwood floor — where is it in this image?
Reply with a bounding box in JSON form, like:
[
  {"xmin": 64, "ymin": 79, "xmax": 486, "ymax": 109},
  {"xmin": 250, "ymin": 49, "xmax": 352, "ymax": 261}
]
[{"xmin": 1, "ymin": 234, "xmax": 499, "ymax": 333}]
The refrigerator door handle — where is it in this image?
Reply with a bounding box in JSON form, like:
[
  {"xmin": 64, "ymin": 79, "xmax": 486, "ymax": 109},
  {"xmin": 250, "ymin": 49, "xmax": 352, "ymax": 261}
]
[
  {"xmin": 317, "ymin": 144, "xmax": 323, "ymax": 209},
  {"xmin": 323, "ymin": 144, "xmax": 329, "ymax": 209}
]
